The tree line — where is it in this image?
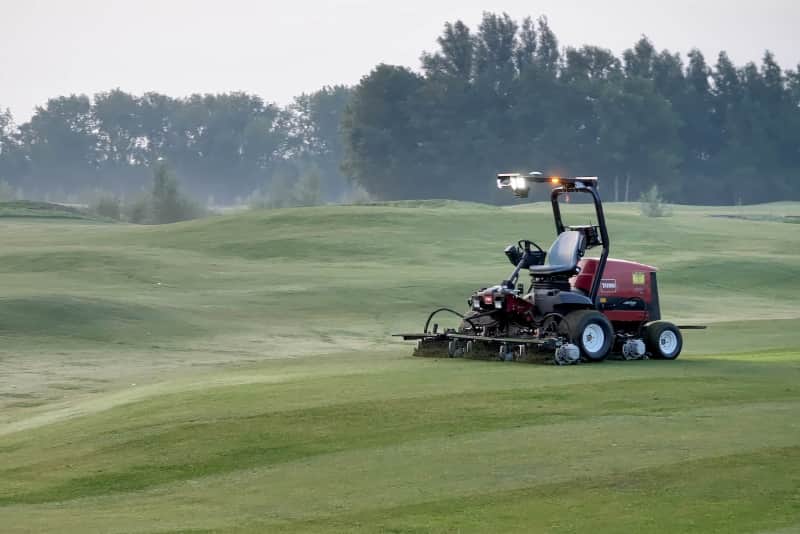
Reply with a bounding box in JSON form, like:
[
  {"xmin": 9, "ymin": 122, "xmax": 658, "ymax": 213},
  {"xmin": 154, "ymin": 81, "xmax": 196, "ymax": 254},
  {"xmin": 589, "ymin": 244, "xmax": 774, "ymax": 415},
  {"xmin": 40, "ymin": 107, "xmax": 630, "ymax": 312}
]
[
  {"xmin": 343, "ymin": 13, "xmax": 800, "ymax": 204},
  {"xmin": 1, "ymin": 12, "xmax": 799, "ymax": 206},
  {"xmin": 0, "ymin": 87, "xmax": 353, "ymax": 204}
]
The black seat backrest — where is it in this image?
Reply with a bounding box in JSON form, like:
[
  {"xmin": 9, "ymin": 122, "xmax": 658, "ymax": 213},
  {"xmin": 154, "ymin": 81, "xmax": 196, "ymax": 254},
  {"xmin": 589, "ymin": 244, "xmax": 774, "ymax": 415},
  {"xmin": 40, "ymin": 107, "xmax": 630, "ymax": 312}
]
[
  {"xmin": 547, "ymin": 230, "xmax": 583, "ymax": 267},
  {"xmin": 528, "ymin": 230, "xmax": 586, "ymax": 275},
  {"xmin": 546, "ymin": 230, "xmax": 585, "ymax": 270}
]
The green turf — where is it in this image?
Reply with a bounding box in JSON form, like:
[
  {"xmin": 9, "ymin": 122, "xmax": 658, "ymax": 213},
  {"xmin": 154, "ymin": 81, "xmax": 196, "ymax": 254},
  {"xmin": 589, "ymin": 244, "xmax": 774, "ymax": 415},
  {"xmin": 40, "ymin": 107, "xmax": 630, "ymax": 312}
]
[{"xmin": 0, "ymin": 200, "xmax": 798, "ymax": 533}]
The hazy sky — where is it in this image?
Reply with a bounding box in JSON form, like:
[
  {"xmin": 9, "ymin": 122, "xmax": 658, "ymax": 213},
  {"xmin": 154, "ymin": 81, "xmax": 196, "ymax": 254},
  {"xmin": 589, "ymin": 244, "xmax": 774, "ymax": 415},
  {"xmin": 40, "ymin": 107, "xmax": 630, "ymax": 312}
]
[{"xmin": 2, "ymin": 0, "xmax": 798, "ymax": 121}]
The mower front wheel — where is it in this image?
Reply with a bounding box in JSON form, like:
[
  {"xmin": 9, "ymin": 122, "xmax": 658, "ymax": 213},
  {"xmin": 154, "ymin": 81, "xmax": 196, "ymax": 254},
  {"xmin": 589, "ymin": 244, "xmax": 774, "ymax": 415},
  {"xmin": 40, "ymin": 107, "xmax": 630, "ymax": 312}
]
[
  {"xmin": 644, "ymin": 321, "xmax": 683, "ymax": 360},
  {"xmin": 560, "ymin": 310, "xmax": 614, "ymax": 362}
]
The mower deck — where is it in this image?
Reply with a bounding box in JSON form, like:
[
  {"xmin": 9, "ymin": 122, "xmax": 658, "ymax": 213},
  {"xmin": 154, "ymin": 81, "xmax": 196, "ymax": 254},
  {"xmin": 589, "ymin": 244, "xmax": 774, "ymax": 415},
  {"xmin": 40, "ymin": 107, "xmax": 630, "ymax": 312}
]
[{"xmin": 395, "ymin": 333, "xmax": 548, "ymax": 344}]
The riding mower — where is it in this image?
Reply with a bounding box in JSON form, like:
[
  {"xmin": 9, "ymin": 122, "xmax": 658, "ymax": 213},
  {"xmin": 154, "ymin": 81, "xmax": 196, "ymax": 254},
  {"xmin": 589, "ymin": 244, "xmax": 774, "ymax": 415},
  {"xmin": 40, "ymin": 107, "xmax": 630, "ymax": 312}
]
[{"xmin": 396, "ymin": 172, "xmax": 703, "ymax": 364}]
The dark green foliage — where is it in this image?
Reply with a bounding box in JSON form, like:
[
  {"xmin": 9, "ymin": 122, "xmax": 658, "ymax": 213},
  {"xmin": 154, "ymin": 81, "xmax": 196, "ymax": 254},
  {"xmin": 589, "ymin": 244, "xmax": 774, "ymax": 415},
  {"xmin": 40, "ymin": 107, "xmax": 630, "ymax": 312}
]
[
  {"xmin": 288, "ymin": 86, "xmax": 353, "ymax": 200},
  {"xmin": 124, "ymin": 194, "xmax": 150, "ymax": 224},
  {"xmin": 0, "ymin": 89, "xmax": 352, "ymax": 204},
  {"xmin": 107, "ymin": 163, "xmax": 206, "ymax": 224},
  {"xmin": 640, "ymin": 184, "xmax": 671, "ymax": 217},
  {"xmin": 151, "ymin": 163, "xmax": 183, "ymax": 224},
  {"xmin": 341, "ymin": 65, "xmax": 425, "ymax": 199},
  {"xmin": 293, "ymin": 169, "xmax": 322, "ymax": 207},
  {"xmin": 341, "ymin": 14, "xmax": 800, "ymax": 204},
  {"xmin": 247, "ymin": 166, "xmax": 324, "ymax": 209},
  {"xmin": 0, "ymin": 179, "xmax": 15, "ymax": 201},
  {"xmin": 149, "ymin": 163, "xmax": 205, "ymax": 224},
  {"xmin": 0, "ymin": 107, "xmax": 13, "ymax": 159},
  {"xmin": 90, "ymin": 193, "xmax": 122, "ymax": 220}
]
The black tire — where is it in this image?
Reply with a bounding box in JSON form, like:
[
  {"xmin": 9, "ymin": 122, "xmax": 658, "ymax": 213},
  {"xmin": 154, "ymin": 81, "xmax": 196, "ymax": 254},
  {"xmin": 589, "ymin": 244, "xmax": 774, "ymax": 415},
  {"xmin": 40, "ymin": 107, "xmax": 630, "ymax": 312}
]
[
  {"xmin": 560, "ymin": 310, "xmax": 614, "ymax": 362},
  {"xmin": 644, "ymin": 321, "xmax": 683, "ymax": 360}
]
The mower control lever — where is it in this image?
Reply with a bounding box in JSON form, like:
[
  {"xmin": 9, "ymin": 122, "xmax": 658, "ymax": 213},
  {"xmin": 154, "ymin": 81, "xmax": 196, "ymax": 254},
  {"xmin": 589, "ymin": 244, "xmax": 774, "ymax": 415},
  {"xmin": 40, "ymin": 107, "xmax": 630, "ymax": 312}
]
[{"xmin": 503, "ymin": 240, "xmax": 547, "ymax": 289}]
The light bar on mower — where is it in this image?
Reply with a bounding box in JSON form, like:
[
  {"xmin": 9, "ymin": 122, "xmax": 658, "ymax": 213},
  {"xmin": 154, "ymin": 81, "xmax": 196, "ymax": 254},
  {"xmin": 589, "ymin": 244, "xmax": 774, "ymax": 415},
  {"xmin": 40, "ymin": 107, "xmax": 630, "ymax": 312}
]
[
  {"xmin": 497, "ymin": 172, "xmax": 540, "ymax": 198},
  {"xmin": 497, "ymin": 172, "xmax": 598, "ymax": 197}
]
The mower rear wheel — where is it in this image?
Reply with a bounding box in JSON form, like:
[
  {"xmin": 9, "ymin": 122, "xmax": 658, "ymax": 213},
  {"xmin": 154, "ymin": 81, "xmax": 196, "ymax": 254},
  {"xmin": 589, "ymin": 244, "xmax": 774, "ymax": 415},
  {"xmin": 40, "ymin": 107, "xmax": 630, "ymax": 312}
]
[
  {"xmin": 560, "ymin": 310, "xmax": 614, "ymax": 362},
  {"xmin": 644, "ymin": 321, "xmax": 683, "ymax": 360}
]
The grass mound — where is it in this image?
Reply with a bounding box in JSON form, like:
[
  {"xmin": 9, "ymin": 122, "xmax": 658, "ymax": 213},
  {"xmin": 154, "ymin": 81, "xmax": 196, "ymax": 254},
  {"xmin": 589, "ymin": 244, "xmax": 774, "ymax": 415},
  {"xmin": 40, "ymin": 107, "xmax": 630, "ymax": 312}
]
[
  {"xmin": 0, "ymin": 201, "xmax": 102, "ymax": 220},
  {"xmin": 0, "ymin": 200, "xmax": 797, "ymax": 532},
  {"xmin": 0, "ymin": 295, "xmax": 200, "ymax": 343}
]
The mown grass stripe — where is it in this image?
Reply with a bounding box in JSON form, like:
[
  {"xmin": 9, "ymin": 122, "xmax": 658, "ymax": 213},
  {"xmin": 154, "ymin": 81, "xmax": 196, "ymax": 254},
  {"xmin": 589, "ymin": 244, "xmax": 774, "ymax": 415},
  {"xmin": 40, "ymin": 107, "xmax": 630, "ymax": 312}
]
[
  {"xmin": 1, "ymin": 405, "xmax": 797, "ymax": 532},
  {"xmin": 267, "ymin": 446, "xmax": 800, "ymax": 534},
  {"xmin": 1, "ymin": 373, "xmax": 797, "ymax": 505}
]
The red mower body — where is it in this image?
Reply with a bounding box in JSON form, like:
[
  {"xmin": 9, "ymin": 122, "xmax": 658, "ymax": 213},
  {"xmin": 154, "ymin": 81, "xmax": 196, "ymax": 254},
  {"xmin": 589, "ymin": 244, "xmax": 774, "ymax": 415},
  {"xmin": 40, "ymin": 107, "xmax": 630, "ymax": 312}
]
[{"xmin": 572, "ymin": 258, "xmax": 660, "ymax": 328}]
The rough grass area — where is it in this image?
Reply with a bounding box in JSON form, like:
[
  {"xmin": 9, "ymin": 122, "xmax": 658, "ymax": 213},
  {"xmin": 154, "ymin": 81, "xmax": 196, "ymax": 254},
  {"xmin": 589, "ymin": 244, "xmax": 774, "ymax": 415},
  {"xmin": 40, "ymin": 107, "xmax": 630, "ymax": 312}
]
[{"xmin": 0, "ymin": 201, "xmax": 798, "ymax": 532}]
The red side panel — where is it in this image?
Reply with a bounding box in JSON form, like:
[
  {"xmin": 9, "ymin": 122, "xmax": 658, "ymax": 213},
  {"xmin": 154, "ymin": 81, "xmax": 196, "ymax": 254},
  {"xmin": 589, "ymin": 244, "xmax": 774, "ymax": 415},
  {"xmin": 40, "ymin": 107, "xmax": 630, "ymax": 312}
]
[
  {"xmin": 603, "ymin": 309, "xmax": 649, "ymax": 322},
  {"xmin": 571, "ymin": 258, "xmax": 657, "ymax": 304}
]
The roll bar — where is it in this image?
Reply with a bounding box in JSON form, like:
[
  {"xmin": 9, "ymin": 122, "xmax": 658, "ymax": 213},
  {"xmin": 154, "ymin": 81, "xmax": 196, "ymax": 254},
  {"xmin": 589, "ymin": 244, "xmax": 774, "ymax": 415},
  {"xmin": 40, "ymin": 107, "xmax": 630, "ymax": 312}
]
[{"xmin": 497, "ymin": 172, "xmax": 610, "ymax": 307}]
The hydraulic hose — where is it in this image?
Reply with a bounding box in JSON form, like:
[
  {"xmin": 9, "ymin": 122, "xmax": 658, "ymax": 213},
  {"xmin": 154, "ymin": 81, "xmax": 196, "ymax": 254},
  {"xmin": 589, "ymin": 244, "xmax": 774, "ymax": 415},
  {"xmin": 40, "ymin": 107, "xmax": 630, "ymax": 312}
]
[{"xmin": 423, "ymin": 308, "xmax": 477, "ymax": 333}]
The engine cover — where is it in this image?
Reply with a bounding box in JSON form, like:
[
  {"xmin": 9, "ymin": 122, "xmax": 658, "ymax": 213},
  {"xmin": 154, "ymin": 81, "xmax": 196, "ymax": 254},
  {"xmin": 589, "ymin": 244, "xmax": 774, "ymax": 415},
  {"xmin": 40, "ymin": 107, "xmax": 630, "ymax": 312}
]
[{"xmin": 571, "ymin": 258, "xmax": 660, "ymax": 322}]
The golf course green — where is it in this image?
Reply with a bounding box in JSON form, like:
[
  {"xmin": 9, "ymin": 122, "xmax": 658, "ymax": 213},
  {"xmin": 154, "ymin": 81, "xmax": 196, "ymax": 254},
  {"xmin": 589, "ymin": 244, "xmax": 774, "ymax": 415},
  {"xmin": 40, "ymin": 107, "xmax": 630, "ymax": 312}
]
[{"xmin": 0, "ymin": 200, "xmax": 798, "ymax": 533}]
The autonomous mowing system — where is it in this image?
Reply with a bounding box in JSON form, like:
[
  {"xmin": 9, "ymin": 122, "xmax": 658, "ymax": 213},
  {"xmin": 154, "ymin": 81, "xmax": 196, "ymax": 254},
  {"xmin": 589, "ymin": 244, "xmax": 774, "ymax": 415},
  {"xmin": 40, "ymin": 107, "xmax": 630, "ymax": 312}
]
[{"xmin": 396, "ymin": 172, "xmax": 705, "ymax": 364}]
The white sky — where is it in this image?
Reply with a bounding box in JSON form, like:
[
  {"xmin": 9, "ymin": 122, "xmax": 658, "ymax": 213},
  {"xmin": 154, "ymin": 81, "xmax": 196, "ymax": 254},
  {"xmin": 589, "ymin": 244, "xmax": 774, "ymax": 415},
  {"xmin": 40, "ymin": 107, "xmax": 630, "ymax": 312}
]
[{"xmin": 2, "ymin": 0, "xmax": 798, "ymax": 122}]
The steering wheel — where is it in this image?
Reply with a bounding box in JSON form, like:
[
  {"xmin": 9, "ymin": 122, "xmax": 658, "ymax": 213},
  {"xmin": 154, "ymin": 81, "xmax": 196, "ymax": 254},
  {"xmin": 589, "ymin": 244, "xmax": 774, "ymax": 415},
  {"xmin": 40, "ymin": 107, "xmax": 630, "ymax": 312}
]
[{"xmin": 518, "ymin": 239, "xmax": 544, "ymax": 254}]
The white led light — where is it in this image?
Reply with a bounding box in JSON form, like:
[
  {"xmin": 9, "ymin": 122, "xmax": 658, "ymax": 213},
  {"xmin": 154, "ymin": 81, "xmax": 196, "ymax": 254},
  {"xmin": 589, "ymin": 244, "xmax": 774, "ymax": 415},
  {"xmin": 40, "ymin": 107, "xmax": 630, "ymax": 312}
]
[{"xmin": 510, "ymin": 176, "xmax": 526, "ymax": 190}]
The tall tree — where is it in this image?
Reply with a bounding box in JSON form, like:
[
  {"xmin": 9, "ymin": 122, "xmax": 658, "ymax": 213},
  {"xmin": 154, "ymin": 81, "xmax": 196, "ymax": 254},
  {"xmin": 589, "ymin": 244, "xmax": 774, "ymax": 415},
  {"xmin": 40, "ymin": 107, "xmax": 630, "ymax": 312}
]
[
  {"xmin": 0, "ymin": 107, "xmax": 13, "ymax": 165},
  {"xmin": 651, "ymin": 50, "xmax": 685, "ymax": 102},
  {"xmin": 19, "ymin": 95, "xmax": 100, "ymax": 193},
  {"xmin": 535, "ymin": 16, "xmax": 560, "ymax": 75},
  {"xmin": 473, "ymin": 12, "xmax": 518, "ymax": 93},
  {"xmin": 289, "ymin": 86, "xmax": 353, "ymax": 199},
  {"xmin": 421, "ymin": 21, "xmax": 474, "ymax": 81},
  {"xmin": 93, "ymin": 89, "xmax": 144, "ymax": 167},
  {"xmin": 514, "ymin": 16, "xmax": 537, "ymax": 74},
  {"xmin": 0, "ymin": 107, "xmax": 21, "ymax": 182},
  {"xmin": 562, "ymin": 45, "xmax": 621, "ymax": 83},
  {"xmin": 0, "ymin": 107, "xmax": 12, "ymax": 147},
  {"xmin": 342, "ymin": 65, "xmax": 425, "ymax": 198},
  {"xmin": 679, "ymin": 50, "xmax": 717, "ymax": 181},
  {"xmin": 623, "ymin": 36, "xmax": 656, "ymax": 79},
  {"xmin": 595, "ymin": 77, "xmax": 682, "ymax": 199},
  {"xmin": 138, "ymin": 92, "xmax": 179, "ymax": 166}
]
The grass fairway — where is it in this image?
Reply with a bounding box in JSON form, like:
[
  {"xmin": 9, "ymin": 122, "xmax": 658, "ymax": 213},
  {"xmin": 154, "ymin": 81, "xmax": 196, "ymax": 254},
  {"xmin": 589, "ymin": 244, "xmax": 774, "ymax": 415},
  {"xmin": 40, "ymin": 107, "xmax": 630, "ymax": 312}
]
[{"xmin": 0, "ymin": 200, "xmax": 799, "ymax": 533}]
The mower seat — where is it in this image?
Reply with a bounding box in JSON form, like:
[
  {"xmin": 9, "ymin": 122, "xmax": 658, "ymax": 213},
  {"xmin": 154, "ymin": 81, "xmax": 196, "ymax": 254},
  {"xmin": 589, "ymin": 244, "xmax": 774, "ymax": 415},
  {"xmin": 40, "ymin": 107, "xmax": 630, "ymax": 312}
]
[{"xmin": 529, "ymin": 231, "xmax": 585, "ymax": 276}]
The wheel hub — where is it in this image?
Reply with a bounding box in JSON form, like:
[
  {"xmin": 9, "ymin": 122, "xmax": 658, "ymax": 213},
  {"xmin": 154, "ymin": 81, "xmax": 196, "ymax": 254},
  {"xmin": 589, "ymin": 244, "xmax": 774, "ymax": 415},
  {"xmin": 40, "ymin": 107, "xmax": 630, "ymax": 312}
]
[
  {"xmin": 582, "ymin": 324, "xmax": 605, "ymax": 353},
  {"xmin": 659, "ymin": 330, "xmax": 678, "ymax": 355}
]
